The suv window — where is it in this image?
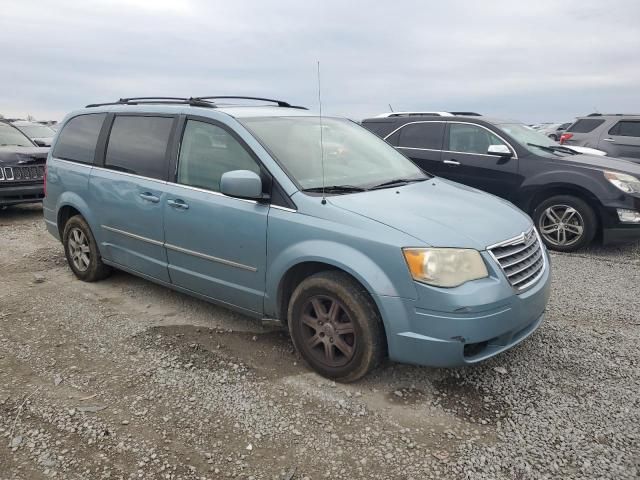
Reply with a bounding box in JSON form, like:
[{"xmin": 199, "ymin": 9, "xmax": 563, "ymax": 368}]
[
  {"xmin": 608, "ymin": 121, "xmax": 640, "ymax": 137},
  {"xmin": 177, "ymin": 120, "xmax": 260, "ymax": 192},
  {"xmin": 567, "ymin": 119, "xmax": 605, "ymax": 133},
  {"xmin": 105, "ymin": 116, "xmax": 173, "ymax": 180},
  {"xmin": 448, "ymin": 123, "xmax": 506, "ymax": 154},
  {"xmin": 397, "ymin": 122, "xmax": 445, "ymax": 150},
  {"xmin": 53, "ymin": 114, "xmax": 106, "ymax": 163}
]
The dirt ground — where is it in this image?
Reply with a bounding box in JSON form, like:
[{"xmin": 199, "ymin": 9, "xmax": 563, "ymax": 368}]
[{"xmin": 1, "ymin": 204, "xmax": 639, "ymax": 479}]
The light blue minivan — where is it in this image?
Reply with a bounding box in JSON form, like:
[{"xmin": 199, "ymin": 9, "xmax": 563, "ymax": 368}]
[{"xmin": 44, "ymin": 96, "xmax": 551, "ymax": 381}]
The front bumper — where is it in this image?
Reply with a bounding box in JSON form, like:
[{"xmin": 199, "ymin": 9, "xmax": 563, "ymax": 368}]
[
  {"xmin": 602, "ymin": 225, "xmax": 640, "ymax": 245},
  {"xmin": 600, "ymin": 197, "xmax": 640, "ymax": 245},
  {"xmin": 375, "ymin": 251, "xmax": 552, "ymax": 368},
  {"xmin": 0, "ymin": 183, "xmax": 44, "ymax": 206}
]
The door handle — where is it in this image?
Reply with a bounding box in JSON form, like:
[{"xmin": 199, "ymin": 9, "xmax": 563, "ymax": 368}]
[
  {"xmin": 167, "ymin": 199, "xmax": 189, "ymax": 210},
  {"xmin": 603, "ymin": 138, "xmax": 615, "ymax": 142},
  {"xmin": 139, "ymin": 192, "xmax": 160, "ymax": 203},
  {"xmin": 443, "ymin": 160, "xmax": 461, "ymax": 166}
]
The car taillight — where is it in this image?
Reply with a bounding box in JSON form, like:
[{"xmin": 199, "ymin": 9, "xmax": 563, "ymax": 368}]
[
  {"xmin": 43, "ymin": 165, "xmax": 47, "ymax": 197},
  {"xmin": 559, "ymin": 133, "xmax": 573, "ymax": 144}
]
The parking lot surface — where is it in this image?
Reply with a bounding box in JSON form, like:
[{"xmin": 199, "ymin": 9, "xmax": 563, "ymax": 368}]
[{"xmin": 1, "ymin": 204, "xmax": 638, "ymax": 479}]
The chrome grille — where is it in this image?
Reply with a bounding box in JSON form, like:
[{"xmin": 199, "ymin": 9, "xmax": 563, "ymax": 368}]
[
  {"xmin": 0, "ymin": 165, "xmax": 45, "ymax": 182},
  {"xmin": 489, "ymin": 228, "xmax": 545, "ymax": 290}
]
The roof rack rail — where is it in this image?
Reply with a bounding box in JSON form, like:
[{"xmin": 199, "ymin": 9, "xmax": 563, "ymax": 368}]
[
  {"xmin": 86, "ymin": 97, "xmax": 214, "ymax": 108},
  {"xmin": 587, "ymin": 112, "xmax": 640, "ymax": 117},
  {"xmin": 374, "ymin": 111, "xmax": 481, "ymax": 118},
  {"xmin": 194, "ymin": 96, "xmax": 307, "ymax": 110},
  {"xmin": 85, "ymin": 96, "xmax": 307, "ymax": 110}
]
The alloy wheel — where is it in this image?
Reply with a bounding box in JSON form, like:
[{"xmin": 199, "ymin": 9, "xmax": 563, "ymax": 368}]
[
  {"xmin": 300, "ymin": 295, "xmax": 356, "ymax": 368},
  {"xmin": 68, "ymin": 227, "xmax": 91, "ymax": 272},
  {"xmin": 538, "ymin": 204, "xmax": 585, "ymax": 247}
]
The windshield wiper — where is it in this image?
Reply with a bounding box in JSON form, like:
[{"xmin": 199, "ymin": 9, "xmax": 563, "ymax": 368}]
[
  {"xmin": 527, "ymin": 143, "xmax": 577, "ymax": 155},
  {"xmin": 548, "ymin": 145, "xmax": 579, "ymax": 154},
  {"xmin": 369, "ymin": 177, "xmax": 427, "ymax": 190},
  {"xmin": 302, "ymin": 185, "xmax": 367, "ymax": 194}
]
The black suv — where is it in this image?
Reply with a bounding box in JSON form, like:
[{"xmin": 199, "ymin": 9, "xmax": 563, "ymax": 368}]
[
  {"xmin": 362, "ymin": 114, "xmax": 640, "ymax": 251},
  {"xmin": 0, "ymin": 121, "xmax": 49, "ymax": 206}
]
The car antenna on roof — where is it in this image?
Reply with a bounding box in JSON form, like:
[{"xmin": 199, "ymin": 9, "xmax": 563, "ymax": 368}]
[
  {"xmin": 317, "ymin": 61, "xmax": 327, "ymax": 205},
  {"xmin": 388, "ymin": 103, "xmax": 394, "ymax": 112}
]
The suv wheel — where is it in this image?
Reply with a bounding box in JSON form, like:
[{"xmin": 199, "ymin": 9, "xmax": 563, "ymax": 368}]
[
  {"xmin": 533, "ymin": 195, "xmax": 597, "ymax": 252},
  {"xmin": 288, "ymin": 271, "xmax": 384, "ymax": 382},
  {"xmin": 63, "ymin": 215, "xmax": 111, "ymax": 281}
]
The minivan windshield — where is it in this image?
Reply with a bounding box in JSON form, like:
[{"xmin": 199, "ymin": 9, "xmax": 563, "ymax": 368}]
[
  {"xmin": 497, "ymin": 123, "xmax": 565, "ymax": 156},
  {"xmin": 0, "ymin": 123, "xmax": 34, "ymax": 147},
  {"xmin": 241, "ymin": 116, "xmax": 427, "ymax": 192}
]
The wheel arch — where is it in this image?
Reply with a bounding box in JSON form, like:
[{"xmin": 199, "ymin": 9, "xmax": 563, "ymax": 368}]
[
  {"xmin": 275, "ymin": 260, "xmax": 389, "ymax": 357},
  {"xmin": 57, "ymin": 205, "xmax": 82, "ymax": 239},
  {"xmin": 55, "ymin": 192, "xmax": 96, "ymax": 240},
  {"xmin": 525, "ymin": 184, "xmax": 604, "ymax": 239}
]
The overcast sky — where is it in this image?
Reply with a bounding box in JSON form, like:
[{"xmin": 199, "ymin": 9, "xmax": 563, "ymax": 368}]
[{"xmin": 2, "ymin": 0, "xmax": 639, "ymax": 123}]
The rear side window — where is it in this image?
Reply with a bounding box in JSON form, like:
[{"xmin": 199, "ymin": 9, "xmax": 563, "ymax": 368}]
[
  {"xmin": 105, "ymin": 116, "xmax": 173, "ymax": 180},
  {"xmin": 397, "ymin": 122, "xmax": 445, "ymax": 150},
  {"xmin": 608, "ymin": 121, "xmax": 640, "ymax": 137},
  {"xmin": 567, "ymin": 119, "xmax": 605, "ymax": 133},
  {"xmin": 177, "ymin": 120, "xmax": 260, "ymax": 193},
  {"xmin": 53, "ymin": 113, "xmax": 106, "ymax": 164}
]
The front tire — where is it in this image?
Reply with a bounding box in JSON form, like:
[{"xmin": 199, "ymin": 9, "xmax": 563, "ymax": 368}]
[
  {"xmin": 287, "ymin": 271, "xmax": 385, "ymax": 382},
  {"xmin": 63, "ymin": 215, "xmax": 111, "ymax": 282},
  {"xmin": 533, "ymin": 195, "xmax": 597, "ymax": 252}
]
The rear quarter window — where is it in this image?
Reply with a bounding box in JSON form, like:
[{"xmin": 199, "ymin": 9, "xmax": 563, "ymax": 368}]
[
  {"xmin": 53, "ymin": 113, "xmax": 106, "ymax": 164},
  {"xmin": 567, "ymin": 119, "xmax": 605, "ymax": 133}
]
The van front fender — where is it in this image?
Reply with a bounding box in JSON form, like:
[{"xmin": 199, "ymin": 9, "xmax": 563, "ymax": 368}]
[{"xmin": 265, "ymin": 240, "xmax": 416, "ymax": 318}]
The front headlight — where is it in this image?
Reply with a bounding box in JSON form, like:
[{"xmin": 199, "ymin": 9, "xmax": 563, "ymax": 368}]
[
  {"xmin": 604, "ymin": 171, "xmax": 640, "ymax": 194},
  {"xmin": 402, "ymin": 248, "xmax": 489, "ymax": 288}
]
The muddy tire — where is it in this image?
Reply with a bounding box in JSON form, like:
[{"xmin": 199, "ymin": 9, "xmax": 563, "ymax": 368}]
[{"xmin": 287, "ymin": 271, "xmax": 385, "ymax": 382}]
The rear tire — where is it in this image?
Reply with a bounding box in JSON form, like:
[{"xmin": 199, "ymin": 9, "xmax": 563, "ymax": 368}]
[
  {"xmin": 63, "ymin": 215, "xmax": 111, "ymax": 282},
  {"xmin": 287, "ymin": 271, "xmax": 384, "ymax": 382},
  {"xmin": 533, "ymin": 195, "xmax": 597, "ymax": 252}
]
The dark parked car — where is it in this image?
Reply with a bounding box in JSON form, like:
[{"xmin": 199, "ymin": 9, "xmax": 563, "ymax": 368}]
[
  {"xmin": 0, "ymin": 121, "xmax": 49, "ymax": 206},
  {"xmin": 561, "ymin": 114, "xmax": 640, "ymax": 160},
  {"xmin": 362, "ymin": 114, "xmax": 640, "ymax": 251}
]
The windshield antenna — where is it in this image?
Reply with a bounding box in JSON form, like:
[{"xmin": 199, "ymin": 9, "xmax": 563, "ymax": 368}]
[{"xmin": 317, "ymin": 61, "xmax": 327, "ymax": 205}]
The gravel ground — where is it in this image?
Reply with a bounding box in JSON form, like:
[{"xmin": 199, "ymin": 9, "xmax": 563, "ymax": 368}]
[{"xmin": 0, "ymin": 203, "xmax": 638, "ymax": 479}]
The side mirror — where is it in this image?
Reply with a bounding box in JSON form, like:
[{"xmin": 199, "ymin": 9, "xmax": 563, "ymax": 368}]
[
  {"xmin": 220, "ymin": 170, "xmax": 263, "ymax": 200},
  {"xmin": 487, "ymin": 144, "xmax": 512, "ymax": 157}
]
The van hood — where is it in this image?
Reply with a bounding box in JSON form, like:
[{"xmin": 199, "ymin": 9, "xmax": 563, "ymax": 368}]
[{"xmin": 328, "ymin": 178, "xmax": 532, "ymax": 250}]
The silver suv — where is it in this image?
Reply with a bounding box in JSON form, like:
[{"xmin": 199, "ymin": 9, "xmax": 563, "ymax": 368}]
[{"xmin": 561, "ymin": 114, "xmax": 640, "ymax": 161}]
